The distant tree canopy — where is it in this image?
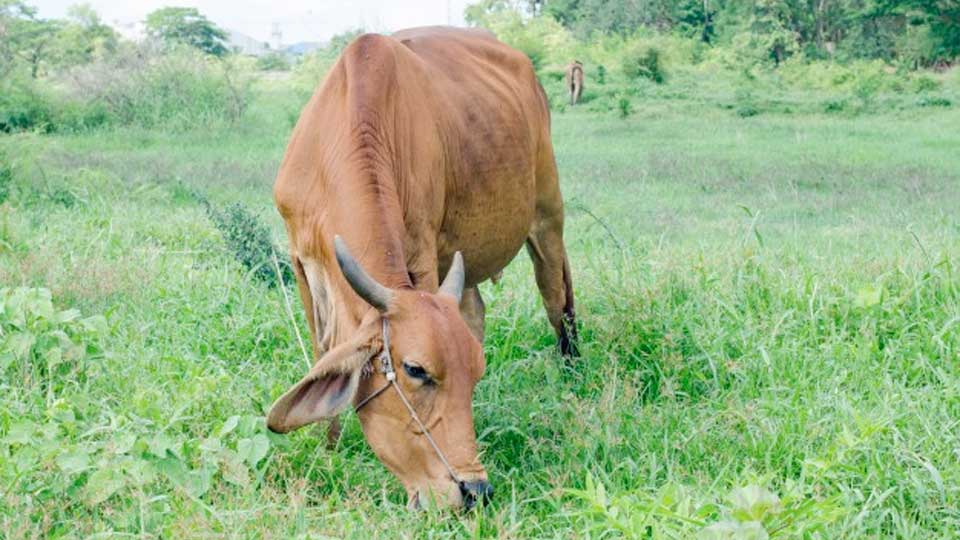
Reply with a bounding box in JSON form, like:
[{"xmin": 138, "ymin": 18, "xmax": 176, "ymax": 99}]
[
  {"xmin": 472, "ymin": 0, "xmax": 960, "ymax": 66},
  {"xmin": 144, "ymin": 7, "xmax": 228, "ymax": 57},
  {"xmin": 0, "ymin": 1, "xmax": 117, "ymax": 77}
]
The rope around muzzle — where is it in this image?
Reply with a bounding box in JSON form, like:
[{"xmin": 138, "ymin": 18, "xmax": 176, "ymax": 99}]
[{"xmin": 354, "ymin": 318, "xmax": 462, "ymax": 485}]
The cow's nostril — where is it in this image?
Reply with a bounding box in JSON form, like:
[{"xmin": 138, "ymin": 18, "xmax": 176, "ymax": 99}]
[{"xmin": 459, "ymin": 480, "xmax": 494, "ymax": 510}]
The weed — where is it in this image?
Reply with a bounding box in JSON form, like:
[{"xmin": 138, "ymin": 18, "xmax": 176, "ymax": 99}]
[
  {"xmin": 617, "ymin": 95, "xmax": 633, "ymax": 118},
  {"xmin": 916, "ymin": 95, "xmax": 951, "ymax": 107},
  {"xmin": 596, "ymin": 64, "xmax": 607, "ymax": 85},
  {"xmin": 204, "ymin": 201, "xmax": 293, "ymax": 288}
]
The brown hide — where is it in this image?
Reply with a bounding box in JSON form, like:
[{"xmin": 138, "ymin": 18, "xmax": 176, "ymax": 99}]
[{"xmin": 268, "ymin": 26, "xmax": 577, "ymax": 509}]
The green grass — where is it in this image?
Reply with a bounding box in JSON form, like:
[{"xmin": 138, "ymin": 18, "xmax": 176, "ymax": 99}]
[{"xmin": 1, "ymin": 83, "xmax": 959, "ymax": 539}]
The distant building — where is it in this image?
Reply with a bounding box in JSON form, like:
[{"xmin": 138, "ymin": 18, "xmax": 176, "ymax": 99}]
[
  {"xmin": 284, "ymin": 42, "xmax": 324, "ymax": 57},
  {"xmin": 227, "ymin": 29, "xmax": 271, "ymax": 57}
]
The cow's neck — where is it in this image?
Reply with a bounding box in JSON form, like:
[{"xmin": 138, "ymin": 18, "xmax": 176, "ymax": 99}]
[{"xmin": 324, "ymin": 166, "xmax": 412, "ymax": 334}]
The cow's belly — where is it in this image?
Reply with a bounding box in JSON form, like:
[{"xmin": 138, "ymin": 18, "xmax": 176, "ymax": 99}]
[{"xmin": 437, "ymin": 168, "xmax": 537, "ymax": 287}]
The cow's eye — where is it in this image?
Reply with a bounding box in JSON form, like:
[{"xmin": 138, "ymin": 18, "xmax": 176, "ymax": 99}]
[{"xmin": 402, "ymin": 362, "xmax": 431, "ymax": 382}]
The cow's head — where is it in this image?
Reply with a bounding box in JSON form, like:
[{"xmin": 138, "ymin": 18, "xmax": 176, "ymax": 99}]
[{"xmin": 267, "ymin": 237, "xmax": 490, "ymax": 510}]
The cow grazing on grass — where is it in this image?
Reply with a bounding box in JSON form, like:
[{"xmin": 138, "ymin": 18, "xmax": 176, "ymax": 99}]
[
  {"xmin": 266, "ymin": 26, "xmax": 578, "ymax": 510},
  {"xmin": 566, "ymin": 60, "xmax": 584, "ymax": 105}
]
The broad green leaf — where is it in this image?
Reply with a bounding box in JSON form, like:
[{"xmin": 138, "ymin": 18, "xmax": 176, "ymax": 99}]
[
  {"xmin": 153, "ymin": 455, "xmax": 189, "ymax": 487},
  {"xmin": 5, "ymin": 421, "xmax": 37, "ymax": 445},
  {"xmin": 6, "ymin": 331, "xmax": 36, "ymax": 360},
  {"xmin": 80, "ymin": 315, "xmax": 108, "ymax": 334},
  {"xmin": 699, "ymin": 520, "xmax": 769, "ymax": 540},
  {"xmin": 45, "ymin": 346, "xmax": 63, "ymax": 369},
  {"xmin": 237, "ymin": 434, "xmax": 270, "ymax": 467},
  {"xmin": 854, "ymin": 284, "xmax": 883, "ymax": 308},
  {"xmin": 219, "ymin": 415, "xmax": 240, "ymax": 437},
  {"xmin": 729, "ymin": 486, "xmax": 782, "ymax": 521},
  {"xmin": 56, "ymin": 309, "xmax": 81, "ymax": 324},
  {"xmin": 147, "ymin": 434, "xmax": 176, "ymax": 458},
  {"xmin": 199, "ymin": 437, "xmax": 222, "ymax": 454},
  {"xmin": 56, "ymin": 449, "xmax": 91, "ymax": 474},
  {"xmin": 112, "ymin": 433, "xmax": 137, "ymax": 455},
  {"xmin": 220, "ymin": 449, "xmax": 250, "ymax": 487},
  {"xmin": 84, "ymin": 467, "xmax": 127, "ymax": 505}
]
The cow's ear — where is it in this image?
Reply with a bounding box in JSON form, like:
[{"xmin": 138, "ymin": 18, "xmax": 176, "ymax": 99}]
[{"xmin": 267, "ymin": 317, "xmax": 379, "ymax": 433}]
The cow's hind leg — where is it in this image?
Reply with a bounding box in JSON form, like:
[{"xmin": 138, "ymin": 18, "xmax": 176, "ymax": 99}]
[
  {"xmin": 460, "ymin": 286, "xmax": 486, "ymax": 342},
  {"xmin": 526, "ymin": 203, "xmax": 579, "ymax": 357}
]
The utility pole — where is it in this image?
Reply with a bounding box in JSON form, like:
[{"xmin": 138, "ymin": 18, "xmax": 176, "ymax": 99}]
[{"xmin": 271, "ymin": 21, "xmax": 282, "ymax": 50}]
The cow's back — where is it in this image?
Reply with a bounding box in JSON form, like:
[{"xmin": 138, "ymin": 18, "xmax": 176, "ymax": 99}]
[{"xmin": 275, "ymin": 27, "xmax": 553, "ymax": 289}]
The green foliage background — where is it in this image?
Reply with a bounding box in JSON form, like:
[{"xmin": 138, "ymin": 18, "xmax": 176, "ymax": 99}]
[{"xmin": 0, "ymin": 0, "xmax": 959, "ymax": 538}]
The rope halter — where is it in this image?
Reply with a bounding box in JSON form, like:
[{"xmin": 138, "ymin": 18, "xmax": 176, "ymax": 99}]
[{"xmin": 354, "ymin": 317, "xmax": 462, "ymax": 485}]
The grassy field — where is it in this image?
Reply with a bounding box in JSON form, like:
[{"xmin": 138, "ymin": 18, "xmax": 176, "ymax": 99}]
[{"xmin": 1, "ymin": 84, "xmax": 959, "ymax": 539}]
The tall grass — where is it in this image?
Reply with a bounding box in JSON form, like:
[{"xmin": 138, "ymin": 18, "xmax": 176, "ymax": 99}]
[{"xmin": 0, "ymin": 80, "xmax": 958, "ymax": 537}]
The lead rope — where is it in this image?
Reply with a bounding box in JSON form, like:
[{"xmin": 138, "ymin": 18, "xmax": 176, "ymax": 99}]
[{"xmin": 354, "ymin": 318, "xmax": 461, "ymax": 485}]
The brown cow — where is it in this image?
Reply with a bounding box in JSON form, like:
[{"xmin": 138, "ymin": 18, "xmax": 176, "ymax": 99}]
[
  {"xmin": 565, "ymin": 60, "xmax": 584, "ymax": 105},
  {"xmin": 266, "ymin": 26, "xmax": 578, "ymax": 510}
]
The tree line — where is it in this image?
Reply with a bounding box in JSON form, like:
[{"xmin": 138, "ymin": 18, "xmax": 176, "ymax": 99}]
[
  {"xmin": 1, "ymin": 1, "xmax": 231, "ymax": 79},
  {"xmin": 471, "ymin": 0, "xmax": 959, "ymax": 67}
]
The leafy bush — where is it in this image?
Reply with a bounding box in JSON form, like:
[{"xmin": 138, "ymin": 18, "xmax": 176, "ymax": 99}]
[
  {"xmin": 0, "ymin": 74, "xmax": 57, "ymax": 133},
  {"xmin": 622, "ymin": 45, "xmax": 665, "ymax": 83},
  {"xmin": 911, "ymin": 74, "xmax": 941, "ymax": 93},
  {"xmin": 65, "ymin": 43, "xmax": 253, "ymax": 129},
  {"xmin": 617, "ymin": 95, "xmax": 633, "ymax": 118},
  {"xmin": 822, "ymin": 98, "xmax": 848, "ymax": 113},
  {"xmin": 734, "ymin": 87, "xmax": 760, "ymax": 117},
  {"xmin": 0, "ymin": 74, "xmax": 110, "ymax": 134},
  {"xmin": 0, "ymin": 161, "xmax": 10, "ymax": 205},
  {"xmin": 596, "ymin": 64, "xmax": 606, "ymax": 84},
  {"xmin": 255, "ymin": 51, "xmax": 290, "ymax": 71},
  {"xmin": 0, "ymin": 287, "xmax": 106, "ymax": 399},
  {"xmin": 915, "ymin": 95, "xmax": 951, "ymax": 108},
  {"xmin": 203, "ymin": 201, "xmax": 293, "ymax": 288},
  {"xmin": 565, "ymin": 475, "xmax": 844, "ymax": 539}
]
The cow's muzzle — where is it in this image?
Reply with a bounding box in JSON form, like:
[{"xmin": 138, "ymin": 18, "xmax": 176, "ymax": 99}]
[{"xmin": 459, "ymin": 479, "xmax": 493, "ymax": 510}]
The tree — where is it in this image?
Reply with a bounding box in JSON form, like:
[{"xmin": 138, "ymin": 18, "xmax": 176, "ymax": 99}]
[
  {"xmin": 749, "ymin": 0, "xmax": 800, "ymax": 65},
  {"xmin": 49, "ymin": 3, "xmax": 118, "ymax": 68},
  {"xmin": 144, "ymin": 7, "xmax": 228, "ymax": 57},
  {"xmin": 0, "ymin": 0, "xmax": 60, "ymax": 77}
]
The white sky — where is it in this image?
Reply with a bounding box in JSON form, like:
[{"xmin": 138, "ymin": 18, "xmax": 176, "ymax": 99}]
[{"xmin": 34, "ymin": 0, "xmax": 474, "ymax": 44}]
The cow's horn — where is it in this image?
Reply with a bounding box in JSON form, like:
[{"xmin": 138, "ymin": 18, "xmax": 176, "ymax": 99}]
[
  {"xmin": 438, "ymin": 251, "xmax": 465, "ymax": 302},
  {"xmin": 334, "ymin": 235, "xmax": 393, "ymax": 312}
]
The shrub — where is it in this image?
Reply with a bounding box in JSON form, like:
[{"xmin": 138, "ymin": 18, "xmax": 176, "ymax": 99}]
[
  {"xmin": 203, "ymin": 201, "xmax": 293, "ymax": 288},
  {"xmin": 915, "ymin": 95, "xmax": 951, "ymax": 107},
  {"xmin": 255, "ymin": 51, "xmax": 290, "ymax": 71},
  {"xmin": 0, "ymin": 75, "xmax": 56, "ymax": 133},
  {"xmin": 622, "ymin": 45, "xmax": 665, "ymax": 84},
  {"xmin": 65, "ymin": 43, "xmax": 253, "ymax": 129},
  {"xmin": 736, "ymin": 103, "xmax": 760, "ymax": 117},
  {"xmin": 596, "ymin": 64, "xmax": 606, "ymax": 85},
  {"xmin": 852, "ymin": 70, "xmax": 883, "ymax": 109},
  {"xmin": 734, "ymin": 87, "xmax": 760, "ymax": 117},
  {"xmin": 292, "ymin": 50, "xmax": 336, "ymax": 100},
  {"xmin": 0, "ymin": 159, "xmax": 11, "ymax": 205},
  {"xmin": 911, "ymin": 74, "xmax": 941, "ymax": 93},
  {"xmin": 822, "ymin": 98, "xmax": 848, "ymax": 113},
  {"xmin": 617, "ymin": 95, "xmax": 633, "ymax": 118}
]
